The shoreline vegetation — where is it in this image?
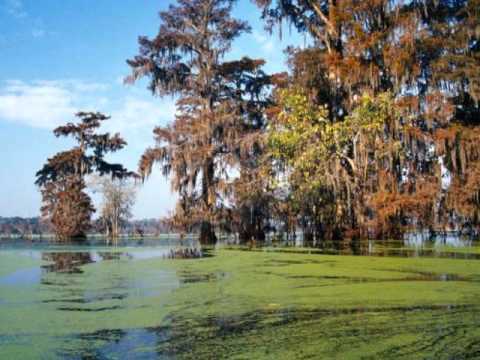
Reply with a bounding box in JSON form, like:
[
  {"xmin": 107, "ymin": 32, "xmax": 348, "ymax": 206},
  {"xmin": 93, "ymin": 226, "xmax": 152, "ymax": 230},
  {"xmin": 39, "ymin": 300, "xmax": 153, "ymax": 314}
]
[{"xmin": 31, "ymin": 0, "xmax": 480, "ymax": 245}]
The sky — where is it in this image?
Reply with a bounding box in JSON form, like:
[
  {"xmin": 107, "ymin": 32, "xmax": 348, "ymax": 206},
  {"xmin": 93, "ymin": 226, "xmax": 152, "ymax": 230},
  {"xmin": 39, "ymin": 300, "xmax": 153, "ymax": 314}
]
[{"xmin": 0, "ymin": 0, "xmax": 303, "ymax": 219}]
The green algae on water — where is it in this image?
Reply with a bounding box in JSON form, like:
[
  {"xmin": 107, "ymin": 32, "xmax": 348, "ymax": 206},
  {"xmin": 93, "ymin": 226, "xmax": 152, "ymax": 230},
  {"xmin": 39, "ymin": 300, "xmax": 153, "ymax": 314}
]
[{"xmin": 0, "ymin": 244, "xmax": 480, "ymax": 359}]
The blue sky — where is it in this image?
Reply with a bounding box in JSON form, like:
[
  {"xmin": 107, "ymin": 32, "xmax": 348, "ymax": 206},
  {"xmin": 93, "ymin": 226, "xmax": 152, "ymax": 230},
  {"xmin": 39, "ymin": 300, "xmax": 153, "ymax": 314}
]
[{"xmin": 0, "ymin": 0, "xmax": 303, "ymax": 219}]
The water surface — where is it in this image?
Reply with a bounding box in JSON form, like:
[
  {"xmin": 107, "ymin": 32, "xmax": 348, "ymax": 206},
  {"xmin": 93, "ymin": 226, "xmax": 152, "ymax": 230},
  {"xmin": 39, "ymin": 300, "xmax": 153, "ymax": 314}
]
[{"xmin": 0, "ymin": 238, "xmax": 479, "ymax": 359}]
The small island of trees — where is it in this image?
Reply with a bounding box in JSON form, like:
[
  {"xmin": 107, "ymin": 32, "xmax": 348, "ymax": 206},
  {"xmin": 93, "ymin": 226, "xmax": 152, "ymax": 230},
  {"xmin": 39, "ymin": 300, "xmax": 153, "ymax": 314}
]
[{"xmin": 34, "ymin": 0, "xmax": 480, "ymax": 245}]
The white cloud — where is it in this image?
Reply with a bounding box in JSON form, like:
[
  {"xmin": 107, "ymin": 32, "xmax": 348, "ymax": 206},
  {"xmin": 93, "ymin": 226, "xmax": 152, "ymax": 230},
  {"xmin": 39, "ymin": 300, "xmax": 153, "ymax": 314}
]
[
  {"xmin": 0, "ymin": 80, "xmax": 175, "ymax": 133},
  {"xmin": 100, "ymin": 96, "xmax": 176, "ymax": 153},
  {"xmin": 111, "ymin": 97, "xmax": 175, "ymax": 131},
  {"xmin": 0, "ymin": 80, "xmax": 77, "ymax": 128}
]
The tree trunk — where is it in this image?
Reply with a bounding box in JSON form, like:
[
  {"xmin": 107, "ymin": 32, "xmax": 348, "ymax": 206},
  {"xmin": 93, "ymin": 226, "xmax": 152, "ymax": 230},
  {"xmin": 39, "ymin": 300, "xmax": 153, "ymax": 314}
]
[{"xmin": 199, "ymin": 221, "xmax": 217, "ymax": 245}]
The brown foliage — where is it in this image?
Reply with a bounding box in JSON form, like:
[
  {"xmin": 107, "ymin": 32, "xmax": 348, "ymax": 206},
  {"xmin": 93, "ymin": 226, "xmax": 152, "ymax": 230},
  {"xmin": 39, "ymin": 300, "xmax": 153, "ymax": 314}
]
[
  {"xmin": 40, "ymin": 177, "xmax": 94, "ymax": 240},
  {"xmin": 128, "ymin": 0, "xmax": 273, "ymax": 243},
  {"xmin": 256, "ymin": 0, "xmax": 480, "ymax": 240},
  {"xmin": 36, "ymin": 112, "xmax": 134, "ymax": 241}
]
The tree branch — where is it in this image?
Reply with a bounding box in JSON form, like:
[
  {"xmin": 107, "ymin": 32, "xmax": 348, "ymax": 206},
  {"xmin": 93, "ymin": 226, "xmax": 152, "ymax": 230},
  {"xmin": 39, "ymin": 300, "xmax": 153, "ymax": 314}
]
[{"xmin": 306, "ymin": 0, "xmax": 337, "ymax": 36}]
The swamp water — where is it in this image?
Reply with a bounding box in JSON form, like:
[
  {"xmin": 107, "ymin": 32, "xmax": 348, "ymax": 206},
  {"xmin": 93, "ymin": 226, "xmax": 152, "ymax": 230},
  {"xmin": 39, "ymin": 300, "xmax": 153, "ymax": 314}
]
[{"xmin": 0, "ymin": 239, "xmax": 479, "ymax": 359}]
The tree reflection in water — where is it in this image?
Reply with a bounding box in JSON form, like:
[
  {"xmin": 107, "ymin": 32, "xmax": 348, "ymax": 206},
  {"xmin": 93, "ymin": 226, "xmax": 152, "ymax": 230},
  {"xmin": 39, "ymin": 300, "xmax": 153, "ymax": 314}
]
[
  {"xmin": 40, "ymin": 247, "xmax": 206, "ymax": 275},
  {"xmin": 41, "ymin": 252, "xmax": 94, "ymax": 273},
  {"xmin": 165, "ymin": 247, "xmax": 204, "ymax": 259}
]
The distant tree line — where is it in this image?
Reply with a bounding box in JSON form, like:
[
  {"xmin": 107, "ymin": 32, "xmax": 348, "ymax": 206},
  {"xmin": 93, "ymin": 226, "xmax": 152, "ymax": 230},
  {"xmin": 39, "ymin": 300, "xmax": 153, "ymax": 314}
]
[
  {"xmin": 35, "ymin": 0, "xmax": 480, "ymax": 244},
  {"xmin": 0, "ymin": 217, "xmax": 50, "ymax": 237},
  {"xmin": 0, "ymin": 216, "xmax": 170, "ymax": 238}
]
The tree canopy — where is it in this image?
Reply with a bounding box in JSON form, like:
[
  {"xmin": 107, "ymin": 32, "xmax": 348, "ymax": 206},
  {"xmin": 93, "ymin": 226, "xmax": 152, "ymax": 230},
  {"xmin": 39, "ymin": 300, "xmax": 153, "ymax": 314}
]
[
  {"xmin": 128, "ymin": 0, "xmax": 273, "ymax": 243},
  {"xmin": 121, "ymin": 0, "xmax": 480, "ymax": 243},
  {"xmin": 255, "ymin": 0, "xmax": 480, "ymax": 241},
  {"xmin": 36, "ymin": 112, "xmax": 134, "ymax": 240}
]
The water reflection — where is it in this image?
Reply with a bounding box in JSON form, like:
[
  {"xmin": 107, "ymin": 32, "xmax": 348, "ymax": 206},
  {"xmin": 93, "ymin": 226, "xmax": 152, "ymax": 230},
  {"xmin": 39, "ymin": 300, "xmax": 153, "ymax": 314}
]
[
  {"xmin": 36, "ymin": 249, "xmax": 188, "ymax": 308},
  {"xmin": 237, "ymin": 236, "xmax": 480, "ymax": 259},
  {"xmin": 0, "ymin": 246, "xmax": 206, "ymax": 290},
  {"xmin": 59, "ymin": 328, "xmax": 167, "ymax": 359},
  {"xmin": 2, "ymin": 239, "xmax": 480, "ymax": 359},
  {"xmin": 0, "ymin": 267, "xmax": 41, "ymax": 286},
  {"xmin": 404, "ymin": 231, "xmax": 474, "ymax": 248},
  {"xmin": 3, "ymin": 234, "xmax": 478, "ymax": 260},
  {"xmin": 40, "ymin": 247, "xmax": 206, "ymax": 274},
  {"xmin": 165, "ymin": 247, "xmax": 205, "ymax": 259},
  {"xmin": 42, "ymin": 252, "xmax": 93, "ymax": 273}
]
